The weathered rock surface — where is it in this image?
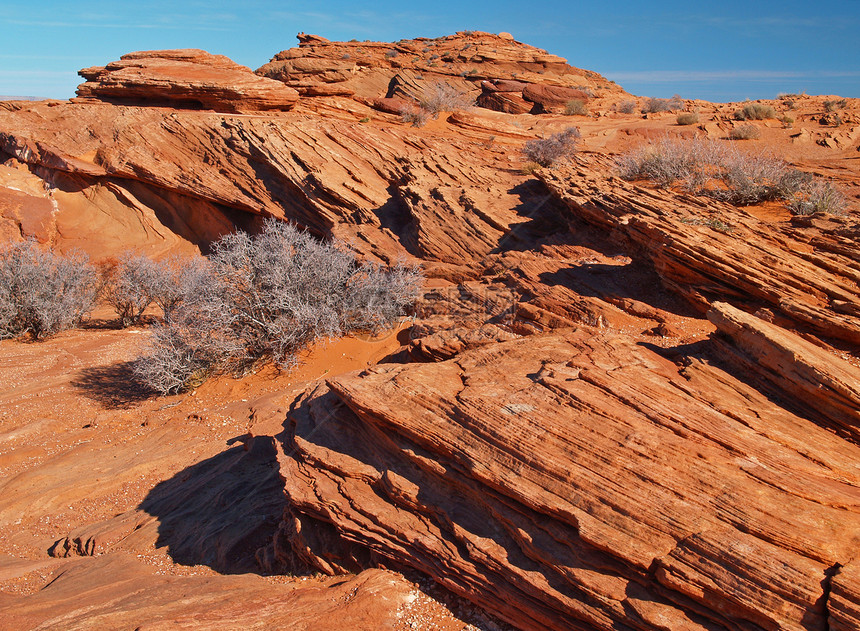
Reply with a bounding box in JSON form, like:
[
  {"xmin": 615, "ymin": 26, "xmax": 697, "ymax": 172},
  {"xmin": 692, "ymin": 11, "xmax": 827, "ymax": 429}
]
[
  {"xmin": 539, "ymin": 156, "xmax": 860, "ymax": 344},
  {"xmin": 76, "ymin": 49, "xmax": 299, "ymax": 113},
  {"xmin": 257, "ymin": 31, "xmax": 627, "ymax": 112},
  {"xmin": 276, "ymin": 328, "xmax": 860, "ymax": 631},
  {"xmin": 0, "ymin": 99, "xmax": 554, "ymax": 266},
  {"xmin": 521, "ymin": 84, "xmax": 591, "ymax": 113},
  {"xmin": 0, "ymin": 554, "xmax": 421, "ymax": 631},
  {"xmin": 830, "ymin": 562, "xmax": 860, "ymax": 631},
  {"xmin": 708, "ymin": 301, "xmax": 860, "ymax": 441},
  {"xmin": 2, "ymin": 30, "xmax": 860, "ymax": 631}
]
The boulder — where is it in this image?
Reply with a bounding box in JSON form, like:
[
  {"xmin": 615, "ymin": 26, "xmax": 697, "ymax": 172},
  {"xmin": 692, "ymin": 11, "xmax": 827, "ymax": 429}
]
[
  {"xmin": 75, "ymin": 49, "xmax": 299, "ymax": 113},
  {"xmin": 522, "ymin": 84, "xmax": 591, "ymax": 113},
  {"xmin": 477, "ymin": 90, "xmax": 531, "ymax": 114}
]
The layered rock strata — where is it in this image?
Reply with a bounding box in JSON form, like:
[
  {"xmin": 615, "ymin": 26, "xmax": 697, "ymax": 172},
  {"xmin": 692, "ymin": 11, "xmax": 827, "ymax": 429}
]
[
  {"xmin": 275, "ymin": 320, "xmax": 860, "ymax": 631},
  {"xmin": 539, "ymin": 157, "xmax": 860, "ymax": 345},
  {"xmin": 76, "ymin": 49, "xmax": 299, "ymax": 112},
  {"xmin": 257, "ymin": 31, "xmax": 626, "ymax": 109}
]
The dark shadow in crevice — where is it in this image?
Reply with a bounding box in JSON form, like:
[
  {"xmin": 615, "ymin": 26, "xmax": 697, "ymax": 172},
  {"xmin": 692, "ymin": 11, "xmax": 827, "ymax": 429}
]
[
  {"xmin": 492, "ymin": 179, "xmax": 574, "ymax": 254},
  {"xmin": 539, "ymin": 261, "xmax": 702, "ymax": 320},
  {"xmin": 138, "ymin": 434, "xmax": 287, "ymax": 575}
]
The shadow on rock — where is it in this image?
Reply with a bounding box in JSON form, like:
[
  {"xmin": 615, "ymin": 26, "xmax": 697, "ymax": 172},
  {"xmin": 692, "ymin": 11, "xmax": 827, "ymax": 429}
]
[
  {"xmin": 71, "ymin": 362, "xmax": 156, "ymax": 408},
  {"xmin": 539, "ymin": 261, "xmax": 700, "ymax": 319},
  {"xmin": 138, "ymin": 435, "xmax": 286, "ymax": 575}
]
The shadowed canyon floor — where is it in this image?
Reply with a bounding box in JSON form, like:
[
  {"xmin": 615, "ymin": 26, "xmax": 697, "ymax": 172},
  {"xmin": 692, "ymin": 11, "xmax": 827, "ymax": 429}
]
[{"xmin": 1, "ymin": 30, "xmax": 859, "ymax": 631}]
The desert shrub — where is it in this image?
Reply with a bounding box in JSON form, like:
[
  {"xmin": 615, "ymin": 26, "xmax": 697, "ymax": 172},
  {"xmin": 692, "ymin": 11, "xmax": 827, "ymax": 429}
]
[
  {"xmin": 99, "ymin": 252, "xmax": 163, "ymax": 327},
  {"xmin": 564, "ymin": 99, "xmax": 589, "ymax": 116},
  {"xmin": 735, "ymin": 103, "xmax": 777, "ymax": 120},
  {"xmin": 133, "ymin": 220, "xmax": 423, "ymax": 394},
  {"xmin": 642, "ymin": 95, "xmax": 684, "ymax": 113},
  {"xmin": 617, "ymin": 136, "xmax": 718, "ymax": 188},
  {"xmin": 400, "ymin": 102, "xmax": 430, "ymax": 127},
  {"xmin": 824, "ymin": 99, "xmax": 847, "ymax": 112},
  {"xmin": 617, "ymin": 137, "xmax": 817, "ymax": 206},
  {"xmin": 787, "ymin": 180, "xmax": 847, "ymax": 216},
  {"xmin": 717, "ymin": 150, "xmax": 811, "ymax": 204},
  {"xmin": 521, "ymin": 127, "xmax": 581, "ymax": 167},
  {"xmin": 676, "ymin": 112, "xmax": 699, "ymax": 125},
  {"xmin": 419, "ymin": 81, "xmax": 475, "ymax": 114},
  {"xmin": 617, "ymin": 100, "xmax": 637, "ymax": 114},
  {"xmin": 779, "ymin": 115, "xmax": 795, "ymax": 128},
  {"xmin": 385, "ymin": 49, "xmax": 398, "ymax": 59},
  {"xmin": 520, "ymin": 161, "xmax": 542, "ymax": 175},
  {"xmin": 146, "ymin": 255, "xmax": 214, "ymax": 323},
  {"xmin": 729, "ymin": 123, "xmax": 761, "ymax": 140},
  {"xmin": 0, "ymin": 240, "xmax": 96, "ymax": 340}
]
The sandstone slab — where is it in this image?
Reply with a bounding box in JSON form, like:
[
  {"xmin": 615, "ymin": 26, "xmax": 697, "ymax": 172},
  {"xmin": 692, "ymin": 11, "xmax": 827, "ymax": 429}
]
[{"xmin": 76, "ymin": 49, "xmax": 299, "ymax": 113}]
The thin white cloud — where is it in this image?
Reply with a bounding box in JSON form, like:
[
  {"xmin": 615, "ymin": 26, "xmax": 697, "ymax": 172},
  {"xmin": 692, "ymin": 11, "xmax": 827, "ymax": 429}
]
[{"xmin": 606, "ymin": 70, "xmax": 860, "ymax": 83}]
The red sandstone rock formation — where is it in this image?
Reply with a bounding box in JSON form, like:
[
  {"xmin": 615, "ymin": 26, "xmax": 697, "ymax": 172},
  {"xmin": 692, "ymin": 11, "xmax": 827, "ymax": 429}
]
[
  {"xmin": 275, "ymin": 323, "xmax": 860, "ymax": 631},
  {"xmin": 1, "ymin": 30, "xmax": 859, "ymax": 631},
  {"xmin": 257, "ymin": 31, "xmax": 626, "ymax": 113},
  {"xmin": 76, "ymin": 49, "xmax": 299, "ymax": 113}
]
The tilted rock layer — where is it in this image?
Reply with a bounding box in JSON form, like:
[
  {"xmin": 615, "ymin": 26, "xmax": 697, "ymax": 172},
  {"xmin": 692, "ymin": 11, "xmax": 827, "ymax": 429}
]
[{"xmin": 276, "ymin": 314, "xmax": 860, "ymax": 631}]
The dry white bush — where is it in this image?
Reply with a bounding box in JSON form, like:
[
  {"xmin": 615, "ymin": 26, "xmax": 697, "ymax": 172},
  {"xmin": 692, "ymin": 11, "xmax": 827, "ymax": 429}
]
[
  {"xmin": 521, "ymin": 127, "xmax": 581, "ymax": 167},
  {"xmin": 133, "ymin": 220, "xmax": 423, "ymax": 394},
  {"xmin": 787, "ymin": 180, "xmax": 847, "ymax": 216},
  {"xmin": 100, "ymin": 252, "xmax": 162, "ymax": 326},
  {"xmin": 0, "ymin": 240, "xmax": 96, "ymax": 339},
  {"xmin": 616, "ymin": 137, "xmax": 833, "ymax": 207},
  {"xmin": 419, "ymin": 81, "xmax": 475, "ymax": 114}
]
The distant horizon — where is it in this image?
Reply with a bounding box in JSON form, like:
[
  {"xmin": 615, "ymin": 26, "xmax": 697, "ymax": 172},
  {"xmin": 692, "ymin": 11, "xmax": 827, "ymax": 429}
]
[{"xmin": 3, "ymin": 1, "xmax": 859, "ymax": 104}]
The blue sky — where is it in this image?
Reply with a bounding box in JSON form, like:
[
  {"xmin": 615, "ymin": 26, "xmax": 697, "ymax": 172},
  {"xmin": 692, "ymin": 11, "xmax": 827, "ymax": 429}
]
[{"xmin": 3, "ymin": 0, "xmax": 859, "ymax": 102}]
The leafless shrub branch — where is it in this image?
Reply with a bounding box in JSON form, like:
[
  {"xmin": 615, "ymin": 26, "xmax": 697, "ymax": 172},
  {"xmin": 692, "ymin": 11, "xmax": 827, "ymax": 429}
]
[
  {"xmin": 133, "ymin": 220, "xmax": 423, "ymax": 394},
  {"xmin": 521, "ymin": 127, "xmax": 581, "ymax": 167},
  {"xmin": 0, "ymin": 240, "xmax": 96, "ymax": 340},
  {"xmin": 616, "ymin": 137, "xmax": 837, "ymax": 208}
]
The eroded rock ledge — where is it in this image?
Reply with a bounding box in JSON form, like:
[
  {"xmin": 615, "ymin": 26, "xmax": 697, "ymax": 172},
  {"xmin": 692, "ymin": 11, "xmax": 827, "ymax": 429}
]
[
  {"xmin": 76, "ymin": 49, "xmax": 299, "ymax": 112},
  {"xmin": 273, "ymin": 317, "xmax": 860, "ymax": 631}
]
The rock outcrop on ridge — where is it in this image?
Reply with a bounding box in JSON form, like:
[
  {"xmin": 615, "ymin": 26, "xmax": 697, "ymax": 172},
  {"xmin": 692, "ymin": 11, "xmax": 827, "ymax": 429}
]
[
  {"xmin": 76, "ymin": 49, "xmax": 299, "ymax": 112},
  {"xmin": 257, "ymin": 31, "xmax": 626, "ymax": 112}
]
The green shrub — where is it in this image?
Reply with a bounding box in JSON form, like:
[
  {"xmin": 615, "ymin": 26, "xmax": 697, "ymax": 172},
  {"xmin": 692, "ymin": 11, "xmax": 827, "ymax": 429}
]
[{"xmin": 676, "ymin": 112, "xmax": 699, "ymax": 125}]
